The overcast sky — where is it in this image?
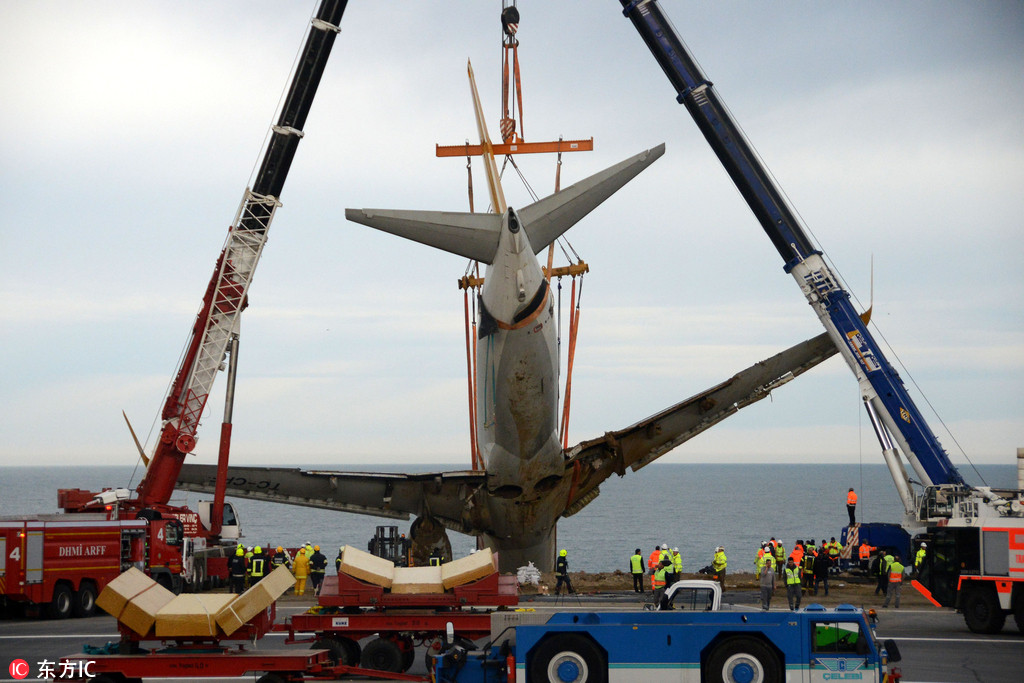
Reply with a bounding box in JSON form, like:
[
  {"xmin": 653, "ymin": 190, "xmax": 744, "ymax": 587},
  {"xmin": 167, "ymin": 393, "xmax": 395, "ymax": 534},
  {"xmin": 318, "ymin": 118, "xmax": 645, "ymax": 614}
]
[{"xmin": 1, "ymin": 1, "xmax": 1021, "ymax": 473}]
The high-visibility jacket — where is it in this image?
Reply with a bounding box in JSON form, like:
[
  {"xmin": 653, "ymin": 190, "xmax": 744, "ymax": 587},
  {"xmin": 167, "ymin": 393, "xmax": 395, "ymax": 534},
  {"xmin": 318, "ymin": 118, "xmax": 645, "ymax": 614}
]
[
  {"xmin": 672, "ymin": 552, "xmax": 683, "ymax": 573},
  {"xmin": 250, "ymin": 556, "xmax": 266, "ymax": 579},
  {"xmin": 630, "ymin": 553, "xmax": 644, "ymax": 573},
  {"xmin": 653, "ymin": 565, "xmax": 668, "ymax": 589},
  {"xmin": 859, "ymin": 544, "xmax": 874, "ymax": 560},
  {"xmin": 915, "ymin": 548, "xmax": 926, "ymax": 567},
  {"xmin": 761, "ymin": 555, "xmax": 775, "ymax": 571},
  {"xmin": 791, "ymin": 547, "xmax": 804, "ymax": 567},
  {"xmin": 879, "ymin": 554, "xmax": 893, "ymax": 575},
  {"xmin": 888, "ymin": 561, "xmax": 905, "ymax": 583},
  {"xmin": 828, "ymin": 543, "xmax": 841, "ymax": 559},
  {"xmin": 774, "ymin": 544, "xmax": 785, "ymax": 562},
  {"xmin": 648, "ymin": 550, "xmax": 661, "ymax": 570},
  {"xmin": 660, "ymin": 549, "xmax": 672, "ymax": 565},
  {"xmin": 712, "ymin": 551, "xmax": 727, "ymax": 571},
  {"xmin": 848, "ymin": 490, "xmax": 858, "ymax": 505},
  {"xmin": 785, "ymin": 566, "xmax": 801, "ymax": 585}
]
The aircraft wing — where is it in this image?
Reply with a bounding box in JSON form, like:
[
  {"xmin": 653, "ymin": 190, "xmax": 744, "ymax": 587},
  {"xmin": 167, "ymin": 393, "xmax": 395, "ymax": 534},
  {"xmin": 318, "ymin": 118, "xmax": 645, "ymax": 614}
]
[
  {"xmin": 560, "ymin": 330, "xmax": 838, "ymax": 516},
  {"xmin": 175, "ymin": 466, "xmax": 489, "ymax": 534}
]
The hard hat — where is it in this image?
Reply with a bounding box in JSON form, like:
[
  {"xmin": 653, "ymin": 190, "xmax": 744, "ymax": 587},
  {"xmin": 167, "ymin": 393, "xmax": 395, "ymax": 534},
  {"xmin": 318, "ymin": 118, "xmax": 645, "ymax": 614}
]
[
  {"xmin": 340, "ymin": 545, "xmax": 345, "ymax": 551},
  {"xmin": 559, "ymin": 549, "xmax": 567, "ymax": 557},
  {"xmin": 236, "ymin": 547, "xmax": 244, "ymax": 556},
  {"xmin": 277, "ymin": 546, "xmax": 283, "ymax": 553},
  {"xmin": 673, "ymin": 547, "xmax": 679, "ymax": 552},
  {"xmin": 716, "ymin": 546, "xmax": 724, "ymax": 551},
  {"xmin": 663, "ymin": 542, "xmax": 669, "ymax": 548},
  {"xmin": 247, "ymin": 546, "xmax": 253, "ymax": 552},
  {"xmin": 254, "ymin": 546, "xmax": 261, "ymax": 554},
  {"xmin": 921, "ymin": 542, "xmax": 927, "ymax": 547},
  {"xmin": 314, "ymin": 545, "xmax": 320, "ymax": 551}
]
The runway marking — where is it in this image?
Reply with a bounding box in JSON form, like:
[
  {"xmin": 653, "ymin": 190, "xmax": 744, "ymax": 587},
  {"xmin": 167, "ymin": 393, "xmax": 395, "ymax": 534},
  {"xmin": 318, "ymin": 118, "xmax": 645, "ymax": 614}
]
[{"xmin": 886, "ymin": 636, "xmax": 1024, "ymax": 644}]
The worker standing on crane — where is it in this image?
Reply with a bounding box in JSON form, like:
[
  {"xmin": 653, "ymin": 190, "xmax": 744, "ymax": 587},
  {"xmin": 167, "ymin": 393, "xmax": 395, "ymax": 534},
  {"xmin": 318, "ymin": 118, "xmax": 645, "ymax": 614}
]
[{"xmin": 847, "ymin": 488, "xmax": 858, "ymax": 526}]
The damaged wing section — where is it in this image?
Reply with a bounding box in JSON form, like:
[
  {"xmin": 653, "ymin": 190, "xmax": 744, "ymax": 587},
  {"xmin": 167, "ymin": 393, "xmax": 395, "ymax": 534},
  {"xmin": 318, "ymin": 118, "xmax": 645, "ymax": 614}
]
[
  {"xmin": 176, "ymin": 465, "xmax": 489, "ymax": 535},
  {"xmin": 560, "ymin": 330, "xmax": 838, "ymax": 517}
]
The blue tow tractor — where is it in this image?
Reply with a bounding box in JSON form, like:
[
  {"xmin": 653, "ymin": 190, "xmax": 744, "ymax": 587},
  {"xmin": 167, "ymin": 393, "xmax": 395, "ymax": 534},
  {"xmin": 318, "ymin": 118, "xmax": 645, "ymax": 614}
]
[{"xmin": 432, "ymin": 604, "xmax": 902, "ymax": 682}]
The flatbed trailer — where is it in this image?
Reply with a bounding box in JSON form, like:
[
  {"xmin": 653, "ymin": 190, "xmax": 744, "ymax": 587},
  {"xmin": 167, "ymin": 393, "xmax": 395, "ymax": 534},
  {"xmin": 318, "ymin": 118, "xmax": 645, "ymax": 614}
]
[
  {"xmin": 282, "ymin": 571, "xmax": 519, "ymax": 673},
  {"xmin": 58, "ymin": 602, "xmax": 430, "ymax": 683}
]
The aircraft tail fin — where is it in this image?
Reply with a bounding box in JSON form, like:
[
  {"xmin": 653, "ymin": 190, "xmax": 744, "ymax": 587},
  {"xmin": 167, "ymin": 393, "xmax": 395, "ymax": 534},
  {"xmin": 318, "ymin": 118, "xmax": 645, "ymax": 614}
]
[
  {"xmin": 518, "ymin": 143, "xmax": 665, "ymax": 254},
  {"xmin": 345, "ymin": 208, "xmax": 503, "ymax": 263}
]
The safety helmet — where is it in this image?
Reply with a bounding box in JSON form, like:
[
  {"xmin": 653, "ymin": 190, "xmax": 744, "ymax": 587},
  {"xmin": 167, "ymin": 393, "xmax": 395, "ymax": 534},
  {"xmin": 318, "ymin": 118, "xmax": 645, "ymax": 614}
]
[
  {"xmin": 254, "ymin": 546, "xmax": 261, "ymax": 554},
  {"xmin": 716, "ymin": 546, "xmax": 724, "ymax": 552},
  {"xmin": 559, "ymin": 549, "xmax": 567, "ymax": 557},
  {"xmin": 297, "ymin": 547, "xmax": 305, "ymax": 554},
  {"xmin": 673, "ymin": 547, "xmax": 679, "ymax": 552},
  {"xmin": 340, "ymin": 545, "xmax": 345, "ymax": 552},
  {"xmin": 314, "ymin": 544, "xmax": 320, "ymax": 551},
  {"xmin": 247, "ymin": 546, "xmax": 253, "ymax": 552},
  {"xmin": 277, "ymin": 546, "xmax": 283, "ymax": 553},
  {"xmin": 921, "ymin": 542, "xmax": 927, "ymax": 548},
  {"xmin": 236, "ymin": 547, "xmax": 244, "ymax": 556},
  {"xmin": 663, "ymin": 542, "xmax": 669, "ymax": 548}
]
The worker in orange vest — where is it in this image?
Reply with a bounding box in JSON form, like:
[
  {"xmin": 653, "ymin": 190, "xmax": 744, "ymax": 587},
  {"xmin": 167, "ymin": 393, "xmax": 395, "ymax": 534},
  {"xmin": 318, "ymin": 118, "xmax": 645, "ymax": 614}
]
[
  {"xmin": 648, "ymin": 545, "xmax": 662, "ymax": 589},
  {"xmin": 858, "ymin": 542, "xmax": 875, "ymax": 571},
  {"xmin": 847, "ymin": 488, "xmax": 858, "ymax": 526}
]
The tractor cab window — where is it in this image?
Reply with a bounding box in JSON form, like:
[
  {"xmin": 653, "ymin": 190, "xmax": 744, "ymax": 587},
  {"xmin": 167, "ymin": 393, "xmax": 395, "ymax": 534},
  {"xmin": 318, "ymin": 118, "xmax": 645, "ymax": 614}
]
[
  {"xmin": 812, "ymin": 621, "xmax": 868, "ymax": 656},
  {"xmin": 667, "ymin": 585, "xmax": 716, "ymax": 611}
]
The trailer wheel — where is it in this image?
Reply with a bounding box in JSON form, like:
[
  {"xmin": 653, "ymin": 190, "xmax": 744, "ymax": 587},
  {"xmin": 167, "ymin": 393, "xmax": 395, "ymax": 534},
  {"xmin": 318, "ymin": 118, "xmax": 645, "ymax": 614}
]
[
  {"xmin": 962, "ymin": 585, "xmax": 1006, "ymax": 634},
  {"xmin": 312, "ymin": 636, "xmax": 360, "ymax": 666},
  {"xmin": 706, "ymin": 636, "xmax": 781, "ymax": 683},
  {"xmin": 255, "ymin": 675, "xmax": 286, "ymax": 683},
  {"xmin": 73, "ymin": 582, "xmax": 97, "ymax": 618},
  {"xmin": 361, "ymin": 636, "xmax": 404, "ymax": 673},
  {"xmin": 48, "ymin": 584, "xmax": 73, "ymax": 619},
  {"xmin": 397, "ymin": 635, "xmax": 415, "ymax": 672},
  {"xmin": 529, "ymin": 633, "xmax": 607, "ymax": 683}
]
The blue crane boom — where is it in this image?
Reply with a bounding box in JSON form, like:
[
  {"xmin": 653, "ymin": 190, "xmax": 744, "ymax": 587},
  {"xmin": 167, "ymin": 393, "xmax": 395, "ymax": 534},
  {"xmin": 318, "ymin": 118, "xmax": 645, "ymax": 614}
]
[{"xmin": 618, "ymin": 0, "xmax": 964, "ymax": 496}]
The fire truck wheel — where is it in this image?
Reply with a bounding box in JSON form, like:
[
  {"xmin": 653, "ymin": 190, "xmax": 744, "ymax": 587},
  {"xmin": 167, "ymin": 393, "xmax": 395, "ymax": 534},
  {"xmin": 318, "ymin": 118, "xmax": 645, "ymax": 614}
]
[
  {"xmin": 312, "ymin": 637, "xmax": 360, "ymax": 666},
  {"xmin": 706, "ymin": 636, "xmax": 781, "ymax": 683},
  {"xmin": 529, "ymin": 633, "xmax": 607, "ymax": 683},
  {"xmin": 73, "ymin": 582, "xmax": 98, "ymax": 618},
  {"xmin": 962, "ymin": 586, "xmax": 1006, "ymax": 634},
  {"xmin": 48, "ymin": 584, "xmax": 74, "ymax": 619},
  {"xmin": 361, "ymin": 637, "xmax": 404, "ymax": 673}
]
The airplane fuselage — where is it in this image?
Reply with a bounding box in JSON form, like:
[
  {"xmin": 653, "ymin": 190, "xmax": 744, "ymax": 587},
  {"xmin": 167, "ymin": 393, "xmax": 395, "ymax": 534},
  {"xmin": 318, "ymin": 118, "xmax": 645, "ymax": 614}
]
[{"xmin": 475, "ymin": 208, "xmax": 570, "ymax": 568}]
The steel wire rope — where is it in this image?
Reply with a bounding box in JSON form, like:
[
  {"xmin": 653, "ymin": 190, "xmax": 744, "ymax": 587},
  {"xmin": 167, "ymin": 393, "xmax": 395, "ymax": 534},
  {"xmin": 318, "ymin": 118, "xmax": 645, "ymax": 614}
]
[{"xmin": 701, "ymin": 40, "xmax": 981, "ymax": 485}]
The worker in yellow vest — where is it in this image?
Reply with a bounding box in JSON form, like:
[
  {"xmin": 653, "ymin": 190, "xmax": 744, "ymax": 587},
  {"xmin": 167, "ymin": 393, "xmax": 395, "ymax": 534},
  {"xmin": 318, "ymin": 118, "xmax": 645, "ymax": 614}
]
[
  {"xmin": 774, "ymin": 542, "xmax": 786, "ymax": 578},
  {"xmin": 712, "ymin": 546, "xmax": 727, "ymax": 592},
  {"xmin": 784, "ymin": 557, "xmax": 802, "ymax": 610},
  {"xmin": 630, "ymin": 548, "xmax": 645, "ymax": 593},
  {"xmin": 882, "ymin": 554, "xmax": 905, "ymax": 608},
  {"xmin": 652, "ymin": 558, "xmax": 671, "ymax": 608}
]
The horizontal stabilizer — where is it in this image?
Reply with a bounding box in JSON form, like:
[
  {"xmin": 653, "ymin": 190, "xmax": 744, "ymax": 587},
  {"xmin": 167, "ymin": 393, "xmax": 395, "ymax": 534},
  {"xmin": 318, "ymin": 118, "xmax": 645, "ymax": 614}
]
[
  {"xmin": 519, "ymin": 143, "xmax": 665, "ymax": 254},
  {"xmin": 345, "ymin": 209, "xmax": 503, "ymax": 263}
]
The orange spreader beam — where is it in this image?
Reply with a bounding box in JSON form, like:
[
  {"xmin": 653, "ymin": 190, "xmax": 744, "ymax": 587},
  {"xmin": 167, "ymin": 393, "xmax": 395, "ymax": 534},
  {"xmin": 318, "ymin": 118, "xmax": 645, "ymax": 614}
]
[{"xmin": 436, "ymin": 138, "xmax": 593, "ymax": 158}]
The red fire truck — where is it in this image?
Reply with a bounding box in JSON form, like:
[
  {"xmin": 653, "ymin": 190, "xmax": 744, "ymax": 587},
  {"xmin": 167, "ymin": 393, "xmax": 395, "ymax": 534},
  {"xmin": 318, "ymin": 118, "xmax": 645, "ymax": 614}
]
[{"xmin": 0, "ymin": 514, "xmax": 184, "ymax": 618}]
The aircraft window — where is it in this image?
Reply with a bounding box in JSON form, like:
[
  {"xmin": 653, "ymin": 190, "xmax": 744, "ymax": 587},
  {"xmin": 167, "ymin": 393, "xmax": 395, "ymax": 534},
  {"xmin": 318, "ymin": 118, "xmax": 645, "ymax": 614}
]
[{"xmin": 812, "ymin": 621, "xmax": 864, "ymax": 654}]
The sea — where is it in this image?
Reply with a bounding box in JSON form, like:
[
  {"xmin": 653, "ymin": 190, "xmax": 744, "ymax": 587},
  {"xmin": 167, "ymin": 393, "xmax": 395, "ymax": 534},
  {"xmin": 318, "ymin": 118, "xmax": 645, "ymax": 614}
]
[{"xmin": 1, "ymin": 463, "xmax": 1016, "ymax": 574}]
